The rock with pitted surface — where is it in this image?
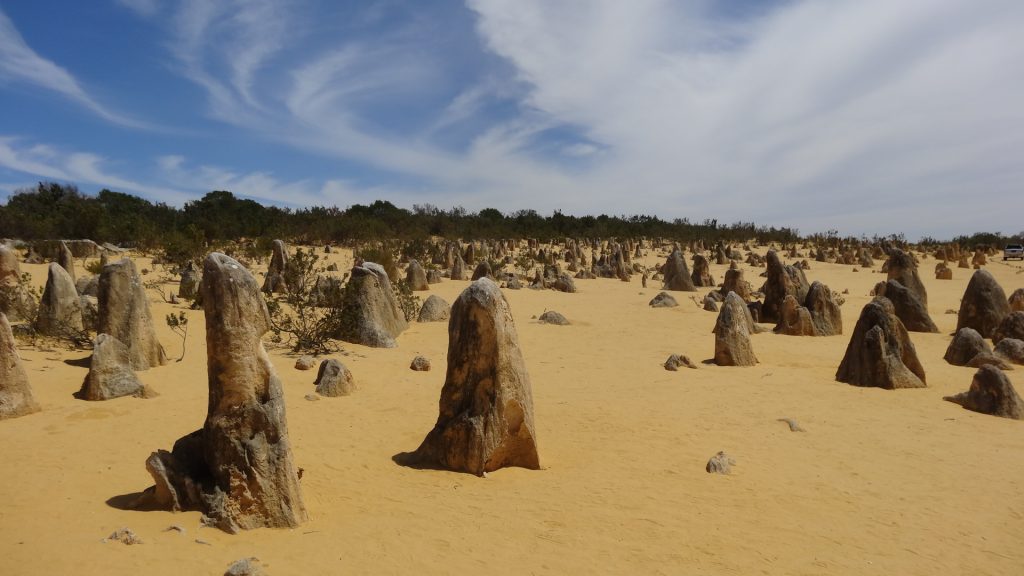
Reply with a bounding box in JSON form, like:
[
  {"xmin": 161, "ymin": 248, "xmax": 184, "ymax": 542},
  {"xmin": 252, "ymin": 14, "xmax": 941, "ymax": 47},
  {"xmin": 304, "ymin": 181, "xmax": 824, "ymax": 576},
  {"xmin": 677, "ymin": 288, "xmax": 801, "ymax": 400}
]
[
  {"xmin": 649, "ymin": 292, "xmax": 679, "ymax": 308},
  {"xmin": 137, "ymin": 253, "xmax": 307, "ymax": 533},
  {"xmin": 836, "ymin": 298, "xmax": 926, "ymax": 389},
  {"xmin": 714, "ymin": 292, "xmax": 758, "ymax": 366},
  {"xmin": 397, "ymin": 278, "xmax": 539, "ymax": 476},
  {"xmin": 35, "ymin": 262, "xmax": 84, "ymax": 337},
  {"xmin": 450, "ymin": 253, "xmax": 467, "ymax": 281},
  {"xmin": 410, "ymin": 355, "xmax": 432, "ymax": 371},
  {"xmin": 0, "ymin": 312, "xmax": 40, "ymax": 419},
  {"xmin": 706, "ymin": 451, "xmax": 735, "ymax": 474},
  {"xmin": 178, "ymin": 261, "xmax": 201, "ymax": 300},
  {"xmin": 471, "ymin": 261, "xmax": 492, "ymax": 281},
  {"xmin": 76, "ymin": 274, "xmax": 98, "ymax": 297},
  {"xmin": 956, "ymin": 269, "xmax": 1010, "ymax": 339},
  {"xmin": 944, "ymin": 365, "xmax": 1023, "ymax": 420},
  {"xmin": 0, "ymin": 245, "xmax": 19, "ymax": 285},
  {"xmin": 992, "ymin": 311, "xmax": 1024, "ymax": 345},
  {"xmin": 538, "ymin": 310, "xmax": 570, "ymax": 325},
  {"xmin": 1009, "ymin": 288, "xmax": 1024, "ymax": 312},
  {"xmin": 417, "ymin": 295, "xmax": 451, "ymax": 323},
  {"xmin": 690, "ymin": 254, "xmax": 714, "ymax": 287},
  {"xmin": 944, "ymin": 328, "xmax": 991, "ymax": 366},
  {"xmin": 761, "ymin": 250, "xmax": 809, "ymax": 324},
  {"xmin": 314, "ymin": 359, "xmax": 355, "ymax": 397},
  {"xmin": 774, "ymin": 281, "xmax": 842, "ymax": 336},
  {"xmin": 77, "ymin": 333, "xmax": 148, "ymax": 401},
  {"xmin": 262, "ymin": 239, "xmax": 289, "ymax": 294},
  {"xmin": 336, "ymin": 262, "xmax": 408, "ymax": 348},
  {"xmin": 405, "ymin": 259, "xmax": 429, "ymax": 291},
  {"xmin": 994, "ymin": 338, "xmax": 1024, "ymax": 365},
  {"xmin": 294, "ymin": 356, "xmax": 315, "ymax": 370},
  {"xmin": 720, "ymin": 268, "xmax": 752, "ymax": 301},
  {"xmin": 885, "ymin": 249, "xmax": 928, "ymax": 307},
  {"xmin": 664, "ymin": 354, "xmax": 697, "ymax": 371},
  {"xmin": 935, "ymin": 262, "xmax": 953, "ymax": 280},
  {"xmin": 98, "ymin": 259, "xmax": 168, "ymax": 370},
  {"xmin": 661, "ymin": 249, "xmax": 696, "ymax": 292},
  {"xmin": 873, "ymin": 280, "xmax": 938, "ymax": 333}
]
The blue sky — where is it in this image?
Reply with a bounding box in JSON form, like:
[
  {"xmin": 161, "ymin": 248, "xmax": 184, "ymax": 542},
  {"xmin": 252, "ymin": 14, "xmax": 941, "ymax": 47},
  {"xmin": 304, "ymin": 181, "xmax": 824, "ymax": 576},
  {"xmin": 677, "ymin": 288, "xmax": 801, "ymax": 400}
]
[{"xmin": 1, "ymin": 0, "xmax": 1022, "ymax": 239}]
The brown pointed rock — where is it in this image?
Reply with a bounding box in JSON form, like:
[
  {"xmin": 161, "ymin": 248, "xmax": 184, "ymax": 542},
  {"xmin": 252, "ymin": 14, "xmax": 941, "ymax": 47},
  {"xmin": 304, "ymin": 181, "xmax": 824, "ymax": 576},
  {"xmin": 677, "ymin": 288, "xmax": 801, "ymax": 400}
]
[
  {"xmin": 336, "ymin": 262, "xmax": 408, "ymax": 348},
  {"xmin": 761, "ymin": 250, "xmax": 809, "ymax": 324},
  {"xmin": 690, "ymin": 254, "xmax": 714, "ymax": 287},
  {"xmin": 138, "ymin": 253, "xmax": 307, "ymax": 532},
  {"xmin": 398, "ymin": 278, "xmax": 539, "ymax": 476},
  {"xmin": 994, "ymin": 338, "xmax": 1024, "ymax": 365},
  {"xmin": 35, "ymin": 262, "xmax": 84, "ymax": 337},
  {"xmin": 714, "ymin": 292, "xmax": 758, "ymax": 366},
  {"xmin": 405, "ymin": 259, "xmax": 429, "ymax": 291},
  {"xmin": 873, "ymin": 279, "xmax": 938, "ymax": 333},
  {"xmin": 0, "ymin": 313, "xmax": 40, "ymax": 419},
  {"xmin": 98, "ymin": 259, "xmax": 168, "ymax": 370},
  {"xmin": 450, "ymin": 253, "xmax": 467, "ymax": 281},
  {"xmin": 58, "ymin": 241, "xmax": 76, "ymax": 284},
  {"xmin": 836, "ymin": 298, "xmax": 926, "ymax": 389},
  {"xmin": 944, "ymin": 327, "xmax": 991, "ymax": 366},
  {"xmin": 262, "ymin": 239, "xmax": 289, "ymax": 294},
  {"xmin": 0, "ymin": 245, "xmax": 20, "ymax": 285},
  {"xmin": 774, "ymin": 281, "xmax": 842, "ymax": 336},
  {"xmin": 77, "ymin": 334, "xmax": 148, "ymax": 401},
  {"xmin": 471, "ymin": 261, "xmax": 491, "ymax": 281},
  {"xmin": 178, "ymin": 261, "xmax": 201, "ymax": 300},
  {"xmin": 720, "ymin": 268, "xmax": 752, "ymax": 301},
  {"xmin": 992, "ymin": 311, "xmax": 1024, "ymax": 345},
  {"xmin": 1009, "ymin": 288, "xmax": 1024, "ymax": 313},
  {"xmin": 885, "ymin": 249, "xmax": 927, "ymax": 307},
  {"xmin": 661, "ymin": 249, "xmax": 696, "ymax": 291},
  {"xmin": 944, "ymin": 365, "xmax": 1024, "ymax": 419},
  {"xmin": 417, "ymin": 294, "xmax": 451, "ymax": 322},
  {"xmin": 956, "ymin": 269, "xmax": 1010, "ymax": 339}
]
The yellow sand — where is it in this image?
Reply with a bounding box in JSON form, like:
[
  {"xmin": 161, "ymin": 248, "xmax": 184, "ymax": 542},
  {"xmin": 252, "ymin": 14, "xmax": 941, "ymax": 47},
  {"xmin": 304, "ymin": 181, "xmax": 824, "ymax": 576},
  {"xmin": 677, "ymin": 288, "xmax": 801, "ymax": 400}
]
[{"xmin": 2, "ymin": 247, "xmax": 1023, "ymax": 575}]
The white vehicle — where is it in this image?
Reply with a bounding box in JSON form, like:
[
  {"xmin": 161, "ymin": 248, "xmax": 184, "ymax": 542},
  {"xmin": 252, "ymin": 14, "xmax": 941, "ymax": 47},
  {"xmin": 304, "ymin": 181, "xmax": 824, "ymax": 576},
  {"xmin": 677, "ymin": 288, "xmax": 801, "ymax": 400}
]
[{"xmin": 1004, "ymin": 244, "xmax": 1024, "ymax": 260}]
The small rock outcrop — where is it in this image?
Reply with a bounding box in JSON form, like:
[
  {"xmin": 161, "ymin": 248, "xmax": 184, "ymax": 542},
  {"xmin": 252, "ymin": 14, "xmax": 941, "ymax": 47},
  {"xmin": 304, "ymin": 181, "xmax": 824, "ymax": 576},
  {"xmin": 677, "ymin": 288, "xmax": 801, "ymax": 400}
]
[
  {"xmin": 994, "ymin": 338, "xmax": 1024, "ymax": 365},
  {"xmin": 664, "ymin": 354, "xmax": 697, "ymax": 371},
  {"xmin": 873, "ymin": 280, "xmax": 938, "ymax": 333},
  {"xmin": 262, "ymin": 239, "xmax": 289, "ymax": 294},
  {"xmin": 992, "ymin": 312, "xmax": 1024, "ymax": 345},
  {"xmin": 956, "ymin": 269, "xmax": 1009, "ymax": 339},
  {"xmin": 944, "ymin": 365, "xmax": 1023, "ymax": 420},
  {"xmin": 706, "ymin": 451, "xmax": 735, "ymax": 474},
  {"xmin": 761, "ymin": 251, "xmax": 810, "ymax": 324},
  {"xmin": 649, "ymin": 292, "xmax": 679, "ymax": 308},
  {"xmin": 35, "ymin": 262, "xmax": 84, "ymax": 337},
  {"xmin": 661, "ymin": 249, "xmax": 697, "ymax": 292},
  {"xmin": 719, "ymin": 268, "xmax": 752, "ymax": 301},
  {"xmin": 336, "ymin": 262, "xmax": 408, "ymax": 348},
  {"xmin": 98, "ymin": 259, "xmax": 168, "ymax": 370},
  {"xmin": 836, "ymin": 298, "xmax": 926, "ymax": 389},
  {"xmin": 885, "ymin": 249, "xmax": 928, "ymax": 307},
  {"xmin": 314, "ymin": 359, "xmax": 355, "ymax": 397},
  {"xmin": 690, "ymin": 254, "xmax": 714, "ymax": 287},
  {"xmin": 77, "ymin": 334, "xmax": 148, "ymax": 401},
  {"xmin": 538, "ymin": 310, "xmax": 570, "ymax": 325},
  {"xmin": 774, "ymin": 281, "xmax": 843, "ymax": 336},
  {"xmin": 417, "ymin": 295, "xmax": 451, "ymax": 322},
  {"xmin": 944, "ymin": 328, "xmax": 991, "ymax": 366},
  {"xmin": 410, "ymin": 355, "xmax": 432, "ymax": 371},
  {"xmin": 1009, "ymin": 288, "xmax": 1024, "ymax": 312},
  {"xmin": 0, "ymin": 312, "xmax": 40, "ymax": 419},
  {"xmin": 405, "ymin": 260, "xmax": 429, "ymax": 291},
  {"xmin": 714, "ymin": 292, "xmax": 758, "ymax": 366},
  {"xmin": 137, "ymin": 253, "xmax": 307, "ymax": 533},
  {"xmin": 397, "ymin": 278, "xmax": 539, "ymax": 476},
  {"xmin": 178, "ymin": 262, "xmax": 201, "ymax": 300},
  {"xmin": 294, "ymin": 356, "xmax": 315, "ymax": 370}
]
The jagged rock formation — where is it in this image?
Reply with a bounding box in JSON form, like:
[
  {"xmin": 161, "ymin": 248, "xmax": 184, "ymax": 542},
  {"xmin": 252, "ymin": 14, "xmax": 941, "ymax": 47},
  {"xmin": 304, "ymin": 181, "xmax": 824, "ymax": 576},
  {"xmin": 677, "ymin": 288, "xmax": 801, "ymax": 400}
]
[
  {"xmin": 836, "ymin": 298, "xmax": 926, "ymax": 389},
  {"xmin": 397, "ymin": 278, "xmax": 539, "ymax": 476},
  {"xmin": 417, "ymin": 295, "xmax": 451, "ymax": 322},
  {"xmin": 263, "ymin": 239, "xmax": 290, "ymax": 294},
  {"xmin": 992, "ymin": 311, "xmax": 1024, "ymax": 345},
  {"xmin": 314, "ymin": 359, "xmax": 355, "ymax": 397},
  {"xmin": 690, "ymin": 254, "xmax": 714, "ymax": 287},
  {"xmin": 35, "ymin": 262, "xmax": 84, "ymax": 337},
  {"xmin": 956, "ymin": 269, "xmax": 1010, "ymax": 339},
  {"xmin": 720, "ymin": 268, "xmax": 752, "ymax": 301},
  {"xmin": 761, "ymin": 251, "xmax": 810, "ymax": 324},
  {"xmin": 944, "ymin": 365, "xmax": 1023, "ymax": 420},
  {"xmin": 774, "ymin": 281, "xmax": 842, "ymax": 336},
  {"xmin": 873, "ymin": 280, "xmax": 938, "ymax": 333},
  {"xmin": 945, "ymin": 328, "xmax": 991, "ymax": 366},
  {"xmin": 405, "ymin": 260, "xmax": 429, "ymax": 291},
  {"xmin": 649, "ymin": 292, "xmax": 679, "ymax": 308},
  {"xmin": 178, "ymin": 262, "xmax": 201, "ymax": 300},
  {"xmin": 885, "ymin": 249, "xmax": 928, "ymax": 307},
  {"xmin": 77, "ymin": 334, "xmax": 148, "ymax": 401},
  {"xmin": 58, "ymin": 241, "xmax": 76, "ymax": 284},
  {"xmin": 714, "ymin": 292, "xmax": 758, "ymax": 366},
  {"xmin": 664, "ymin": 354, "xmax": 697, "ymax": 371},
  {"xmin": 0, "ymin": 313, "xmax": 40, "ymax": 419},
  {"xmin": 661, "ymin": 249, "xmax": 697, "ymax": 291},
  {"xmin": 336, "ymin": 262, "xmax": 408, "ymax": 348},
  {"xmin": 98, "ymin": 259, "xmax": 167, "ymax": 370},
  {"xmin": 137, "ymin": 253, "xmax": 307, "ymax": 533}
]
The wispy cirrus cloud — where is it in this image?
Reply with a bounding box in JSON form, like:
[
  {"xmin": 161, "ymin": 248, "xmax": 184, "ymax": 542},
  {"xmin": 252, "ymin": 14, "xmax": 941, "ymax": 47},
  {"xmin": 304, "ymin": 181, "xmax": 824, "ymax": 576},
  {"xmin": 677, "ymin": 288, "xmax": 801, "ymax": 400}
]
[{"xmin": 0, "ymin": 9, "xmax": 146, "ymax": 128}]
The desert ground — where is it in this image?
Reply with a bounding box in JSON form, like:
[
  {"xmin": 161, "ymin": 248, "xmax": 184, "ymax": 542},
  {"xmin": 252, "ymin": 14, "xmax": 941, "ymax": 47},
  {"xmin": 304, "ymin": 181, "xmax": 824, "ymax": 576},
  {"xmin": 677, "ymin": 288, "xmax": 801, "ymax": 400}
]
[{"xmin": 1, "ymin": 245, "xmax": 1022, "ymax": 575}]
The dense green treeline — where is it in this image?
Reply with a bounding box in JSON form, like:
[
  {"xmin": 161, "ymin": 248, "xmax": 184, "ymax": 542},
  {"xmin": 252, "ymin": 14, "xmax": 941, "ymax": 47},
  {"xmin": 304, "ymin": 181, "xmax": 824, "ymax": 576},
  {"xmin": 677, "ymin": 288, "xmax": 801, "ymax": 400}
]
[{"xmin": 0, "ymin": 182, "xmax": 804, "ymax": 246}]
